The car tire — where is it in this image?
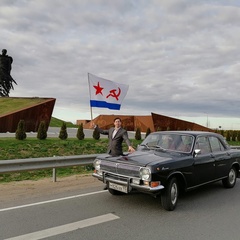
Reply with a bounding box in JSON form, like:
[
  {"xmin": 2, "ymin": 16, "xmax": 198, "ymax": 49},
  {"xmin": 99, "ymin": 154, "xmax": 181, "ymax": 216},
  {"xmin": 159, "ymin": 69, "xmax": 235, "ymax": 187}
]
[
  {"xmin": 161, "ymin": 177, "xmax": 179, "ymax": 211},
  {"xmin": 222, "ymin": 167, "xmax": 237, "ymax": 188}
]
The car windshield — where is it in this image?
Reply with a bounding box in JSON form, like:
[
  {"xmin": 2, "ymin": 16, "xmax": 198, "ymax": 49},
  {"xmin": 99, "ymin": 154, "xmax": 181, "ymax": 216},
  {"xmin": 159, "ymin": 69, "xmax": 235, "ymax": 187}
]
[{"xmin": 140, "ymin": 133, "xmax": 194, "ymax": 153}]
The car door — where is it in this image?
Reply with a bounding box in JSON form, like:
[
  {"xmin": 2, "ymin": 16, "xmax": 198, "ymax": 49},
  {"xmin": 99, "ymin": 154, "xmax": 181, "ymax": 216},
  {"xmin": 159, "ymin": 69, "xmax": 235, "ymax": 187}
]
[
  {"xmin": 209, "ymin": 136, "xmax": 231, "ymax": 179},
  {"xmin": 193, "ymin": 136, "xmax": 215, "ymax": 185}
]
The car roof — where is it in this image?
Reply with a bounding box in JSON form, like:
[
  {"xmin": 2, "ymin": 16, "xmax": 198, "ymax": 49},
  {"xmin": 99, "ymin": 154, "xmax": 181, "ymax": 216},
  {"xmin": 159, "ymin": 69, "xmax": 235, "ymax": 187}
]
[{"xmin": 151, "ymin": 131, "xmax": 220, "ymax": 137}]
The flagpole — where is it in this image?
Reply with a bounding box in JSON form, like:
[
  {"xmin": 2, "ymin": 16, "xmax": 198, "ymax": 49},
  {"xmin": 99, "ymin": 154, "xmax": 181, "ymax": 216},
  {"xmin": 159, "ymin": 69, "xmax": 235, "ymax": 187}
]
[{"xmin": 88, "ymin": 73, "xmax": 93, "ymax": 121}]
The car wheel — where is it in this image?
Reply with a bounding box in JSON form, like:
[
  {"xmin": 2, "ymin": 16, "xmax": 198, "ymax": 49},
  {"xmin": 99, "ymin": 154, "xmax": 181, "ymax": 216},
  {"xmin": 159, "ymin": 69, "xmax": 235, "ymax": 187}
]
[
  {"xmin": 222, "ymin": 167, "xmax": 237, "ymax": 188},
  {"xmin": 161, "ymin": 177, "xmax": 179, "ymax": 211}
]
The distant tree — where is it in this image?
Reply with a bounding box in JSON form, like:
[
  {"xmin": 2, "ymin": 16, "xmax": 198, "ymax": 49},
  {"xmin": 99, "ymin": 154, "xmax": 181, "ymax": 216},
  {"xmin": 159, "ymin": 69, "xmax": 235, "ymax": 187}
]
[
  {"xmin": 232, "ymin": 130, "xmax": 237, "ymax": 141},
  {"xmin": 77, "ymin": 123, "xmax": 85, "ymax": 140},
  {"xmin": 93, "ymin": 128, "xmax": 100, "ymax": 140},
  {"xmin": 220, "ymin": 129, "xmax": 225, "ymax": 137},
  {"xmin": 237, "ymin": 131, "xmax": 240, "ymax": 142},
  {"xmin": 145, "ymin": 127, "xmax": 151, "ymax": 138},
  {"xmin": 226, "ymin": 130, "xmax": 231, "ymax": 142},
  {"xmin": 59, "ymin": 122, "xmax": 68, "ymax": 140},
  {"xmin": 37, "ymin": 121, "xmax": 47, "ymax": 140},
  {"xmin": 135, "ymin": 127, "xmax": 142, "ymax": 140},
  {"xmin": 15, "ymin": 119, "xmax": 27, "ymax": 140}
]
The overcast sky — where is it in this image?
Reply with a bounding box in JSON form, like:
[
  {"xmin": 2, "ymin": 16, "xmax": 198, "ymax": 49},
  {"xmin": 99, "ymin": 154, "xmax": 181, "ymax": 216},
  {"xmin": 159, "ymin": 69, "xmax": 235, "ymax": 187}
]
[{"xmin": 1, "ymin": 0, "xmax": 240, "ymax": 129}]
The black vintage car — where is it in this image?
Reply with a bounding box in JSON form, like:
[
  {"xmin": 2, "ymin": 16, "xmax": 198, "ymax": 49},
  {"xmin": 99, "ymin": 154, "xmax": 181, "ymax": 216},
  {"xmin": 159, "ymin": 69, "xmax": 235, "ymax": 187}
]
[{"xmin": 93, "ymin": 131, "xmax": 240, "ymax": 211}]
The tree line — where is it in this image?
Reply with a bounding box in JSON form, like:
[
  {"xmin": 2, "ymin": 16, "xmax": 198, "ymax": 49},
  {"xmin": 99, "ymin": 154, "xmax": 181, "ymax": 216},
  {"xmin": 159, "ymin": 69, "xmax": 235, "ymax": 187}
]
[{"xmin": 15, "ymin": 120, "xmax": 239, "ymax": 142}]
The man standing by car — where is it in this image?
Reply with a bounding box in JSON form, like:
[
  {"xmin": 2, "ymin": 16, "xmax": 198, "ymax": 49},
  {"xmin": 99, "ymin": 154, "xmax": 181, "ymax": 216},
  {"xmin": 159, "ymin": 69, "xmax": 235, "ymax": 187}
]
[{"xmin": 93, "ymin": 117, "xmax": 135, "ymax": 156}]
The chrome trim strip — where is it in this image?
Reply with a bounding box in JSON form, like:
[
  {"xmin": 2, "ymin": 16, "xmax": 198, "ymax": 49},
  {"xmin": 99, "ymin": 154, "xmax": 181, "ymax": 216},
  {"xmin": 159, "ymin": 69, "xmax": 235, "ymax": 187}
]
[
  {"xmin": 105, "ymin": 177, "xmax": 127, "ymax": 185},
  {"xmin": 186, "ymin": 177, "xmax": 227, "ymax": 191},
  {"xmin": 131, "ymin": 183, "xmax": 164, "ymax": 191},
  {"xmin": 103, "ymin": 170, "xmax": 140, "ymax": 179}
]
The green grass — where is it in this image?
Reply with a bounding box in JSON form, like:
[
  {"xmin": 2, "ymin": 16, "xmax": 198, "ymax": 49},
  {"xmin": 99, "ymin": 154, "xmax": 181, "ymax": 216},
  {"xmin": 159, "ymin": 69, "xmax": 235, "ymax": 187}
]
[
  {"xmin": 0, "ymin": 98, "xmax": 76, "ymax": 127},
  {"xmin": 228, "ymin": 141, "xmax": 240, "ymax": 146},
  {"xmin": 0, "ymin": 138, "xmax": 142, "ymax": 182},
  {"xmin": 49, "ymin": 117, "xmax": 77, "ymax": 128},
  {"xmin": 0, "ymin": 138, "xmax": 111, "ymax": 159},
  {"xmin": 0, "ymin": 98, "xmax": 48, "ymax": 116}
]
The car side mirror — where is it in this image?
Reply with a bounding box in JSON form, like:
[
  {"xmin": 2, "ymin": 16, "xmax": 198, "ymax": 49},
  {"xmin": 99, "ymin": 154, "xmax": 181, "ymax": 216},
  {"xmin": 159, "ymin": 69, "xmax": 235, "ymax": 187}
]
[{"xmin": 194, "ymin": 149, "xmax": 201, "ymax": 157}]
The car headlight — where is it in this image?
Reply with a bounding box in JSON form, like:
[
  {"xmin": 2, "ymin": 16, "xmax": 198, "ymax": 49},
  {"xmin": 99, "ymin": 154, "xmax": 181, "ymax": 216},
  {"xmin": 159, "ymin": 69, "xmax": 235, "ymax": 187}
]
[
  {"xmin": 93, "ymin": 159, "xmax": 101, "ymax": 171},
  {"xmin": 140, "ymin": 167, "xmax": 151, "ymax": 181}
]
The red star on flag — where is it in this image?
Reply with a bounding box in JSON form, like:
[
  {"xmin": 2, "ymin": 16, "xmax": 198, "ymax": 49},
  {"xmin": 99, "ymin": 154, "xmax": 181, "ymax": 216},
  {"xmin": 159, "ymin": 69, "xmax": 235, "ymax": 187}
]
[{"xmin": 94, "ymin": 82, "xmax": 104, "ymax": 95}]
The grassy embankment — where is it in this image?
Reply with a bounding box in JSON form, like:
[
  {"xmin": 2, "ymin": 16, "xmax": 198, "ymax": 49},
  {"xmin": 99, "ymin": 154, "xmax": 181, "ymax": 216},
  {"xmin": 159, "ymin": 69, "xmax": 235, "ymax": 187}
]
[
  {"xmin": 0, "ymin": 98, "xmax": 48, "ymax": 115},
  {"xmin": 0, "ymin": 117, "xmax": 141, "ymax": 182}
]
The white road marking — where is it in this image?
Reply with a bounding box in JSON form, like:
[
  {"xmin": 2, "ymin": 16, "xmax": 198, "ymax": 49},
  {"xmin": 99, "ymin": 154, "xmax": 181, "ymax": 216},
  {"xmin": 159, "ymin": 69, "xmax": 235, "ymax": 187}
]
[
  {"xmin": 4, "ymin": 213, "xmax": 119, "ymax": 240},
  {"xmin": 0, "ymin": 190, "xmax": 106, "ymax": 212}
]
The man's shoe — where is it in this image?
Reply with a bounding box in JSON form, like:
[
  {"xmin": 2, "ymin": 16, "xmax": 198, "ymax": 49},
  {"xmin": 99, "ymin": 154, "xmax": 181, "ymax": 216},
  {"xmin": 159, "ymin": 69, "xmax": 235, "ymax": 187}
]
[{"xmin": 103, "ymin": 185, "xmax": 107, "ymax": 190}]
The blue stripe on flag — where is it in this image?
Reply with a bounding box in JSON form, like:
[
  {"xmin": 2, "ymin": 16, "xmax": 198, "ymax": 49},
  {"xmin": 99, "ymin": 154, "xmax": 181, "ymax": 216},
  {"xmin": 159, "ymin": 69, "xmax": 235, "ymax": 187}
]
[{"xmin": 90, "ymin": 100, "xmax": 121, "ymax": 110}]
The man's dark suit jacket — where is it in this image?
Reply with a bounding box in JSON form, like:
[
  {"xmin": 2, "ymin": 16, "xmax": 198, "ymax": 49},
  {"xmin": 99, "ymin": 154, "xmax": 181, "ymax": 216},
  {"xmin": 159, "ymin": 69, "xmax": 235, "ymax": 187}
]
[{"xmin": 96, "ymin": 126, "xmax": 131, "ymax": 156}]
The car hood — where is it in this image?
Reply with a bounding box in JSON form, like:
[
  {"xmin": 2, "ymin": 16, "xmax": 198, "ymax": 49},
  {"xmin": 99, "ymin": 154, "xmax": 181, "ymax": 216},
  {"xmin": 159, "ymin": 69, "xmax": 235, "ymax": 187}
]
[{"xmin": 97, "ymin": 150, "xmax": 186, "ymax": 167}]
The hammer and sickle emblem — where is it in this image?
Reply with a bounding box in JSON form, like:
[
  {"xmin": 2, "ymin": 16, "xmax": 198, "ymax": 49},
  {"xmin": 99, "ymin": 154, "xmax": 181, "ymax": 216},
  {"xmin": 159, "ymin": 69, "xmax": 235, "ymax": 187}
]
[{"xmin": 106, "ymin": 87, "xmax": 121, "ymax": 100}]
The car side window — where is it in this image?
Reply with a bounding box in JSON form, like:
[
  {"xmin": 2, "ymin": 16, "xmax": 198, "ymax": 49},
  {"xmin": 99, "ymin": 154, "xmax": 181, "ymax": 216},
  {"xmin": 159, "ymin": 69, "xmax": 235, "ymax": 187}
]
[
  {"xmin": 195, "ymin": 136, "xmax": 211, "ymax": 154},
  {"xmin": 209, "ymin": 136, "xmax": 225, "ymax": 152}
]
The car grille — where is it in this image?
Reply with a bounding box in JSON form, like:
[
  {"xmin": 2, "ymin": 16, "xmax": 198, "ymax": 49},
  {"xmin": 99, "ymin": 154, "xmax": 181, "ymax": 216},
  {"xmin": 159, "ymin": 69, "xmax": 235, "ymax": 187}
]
[
  {"xmin": 104, "ymin": 172, "xmax": 130, "ymax": 183},
  {"xmin": 101, "ymin": 160, "xmax": 141, "ymax": 178}
]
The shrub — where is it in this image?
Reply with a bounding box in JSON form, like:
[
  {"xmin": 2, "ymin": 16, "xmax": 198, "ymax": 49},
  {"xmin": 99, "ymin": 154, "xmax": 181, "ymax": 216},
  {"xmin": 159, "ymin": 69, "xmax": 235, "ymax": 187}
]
[
  {"xmin": 77, "ymin": 123, "xmax": 85, "ymax": 140},
  {"xmin": 15, "ymin": 119, "xmax": 27, "ymax": 140},
  {"xmin": 145, "ymin": 127, "xmax": 151, "ymax": 138},
  {"xmin": 93, "ymin": 128, "xmax": 100, "ymax": 140},
  {"xmin": 37, "ymin": 121, "xmax": 47, "ymax": 140},
  {"xmin": 135, "ymin": 127, "xmax": 142, "ymax": 140},
  {"xmin": 59, "ymin": 122, "xmax": 68, "ymax": 140}
]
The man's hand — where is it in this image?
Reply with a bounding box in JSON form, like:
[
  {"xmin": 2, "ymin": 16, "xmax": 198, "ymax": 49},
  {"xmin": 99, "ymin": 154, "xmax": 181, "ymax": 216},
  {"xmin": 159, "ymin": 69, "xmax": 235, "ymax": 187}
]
[{"xmin": 128, "ymin": 146, "xmax": 135, "ymax": 153}]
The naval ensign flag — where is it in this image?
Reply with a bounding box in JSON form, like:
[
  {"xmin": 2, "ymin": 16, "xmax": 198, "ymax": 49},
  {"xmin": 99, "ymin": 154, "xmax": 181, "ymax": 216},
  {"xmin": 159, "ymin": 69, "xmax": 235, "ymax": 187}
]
[{"xmin": 88, "ymin": 73, "xmax": 129, "ymax": 110}]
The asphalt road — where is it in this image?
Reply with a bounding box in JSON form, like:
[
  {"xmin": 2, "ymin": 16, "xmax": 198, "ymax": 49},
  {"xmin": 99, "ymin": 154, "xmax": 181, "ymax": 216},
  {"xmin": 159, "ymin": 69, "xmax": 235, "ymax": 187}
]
[{"xmin": 1, "ymin": 180, "xmax": 240, "ymax": 240}]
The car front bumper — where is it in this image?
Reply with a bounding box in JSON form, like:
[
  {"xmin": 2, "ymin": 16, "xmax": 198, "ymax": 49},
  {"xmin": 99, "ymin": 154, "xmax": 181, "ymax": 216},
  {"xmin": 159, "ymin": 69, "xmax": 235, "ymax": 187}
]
[{"xmin": 93, "ymin": 172, "xmax": 164, "ymax": 193}]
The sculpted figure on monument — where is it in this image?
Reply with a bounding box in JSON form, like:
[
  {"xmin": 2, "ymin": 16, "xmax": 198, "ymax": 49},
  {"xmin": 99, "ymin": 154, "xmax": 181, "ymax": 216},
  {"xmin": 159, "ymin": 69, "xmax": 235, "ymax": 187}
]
[{"xmin": 0, "ymin": 49, "xmax": 17, "ymax": 97}]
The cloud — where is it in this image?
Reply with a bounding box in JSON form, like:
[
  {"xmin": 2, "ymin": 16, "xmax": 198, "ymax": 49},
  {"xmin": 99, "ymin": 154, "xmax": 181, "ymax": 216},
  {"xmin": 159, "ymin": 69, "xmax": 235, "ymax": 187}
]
[{"xmin": 1, "ymin": 0, "xmax": 240, "ymax": 129}]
